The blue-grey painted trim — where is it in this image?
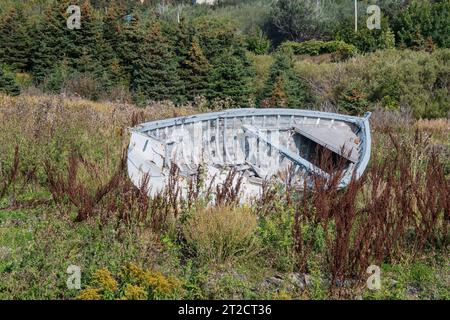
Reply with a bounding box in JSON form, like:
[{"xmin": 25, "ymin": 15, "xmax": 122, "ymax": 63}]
[
  {"xmin": 130, "ymin": 108, "xmax": 363, "ymax": 133},
  {"xmin": 355, "ymin": 117, "xmax": 372, "ymax": 179}
]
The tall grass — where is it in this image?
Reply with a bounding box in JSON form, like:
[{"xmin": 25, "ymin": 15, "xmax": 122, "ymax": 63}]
[{"xmin": 182, "ymin": 206, "xmax": 260, "ymax": 265}]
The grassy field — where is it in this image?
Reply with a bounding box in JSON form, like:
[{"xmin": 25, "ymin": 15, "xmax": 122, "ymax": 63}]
[{"xmin": 0, "ymin": 93, "xmax": 448, "ymax": 300}]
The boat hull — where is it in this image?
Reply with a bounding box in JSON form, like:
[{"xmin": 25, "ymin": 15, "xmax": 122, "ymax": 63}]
[{"xmin": 127, "ymin": 109, "xmax": 371, "ymax": 200}]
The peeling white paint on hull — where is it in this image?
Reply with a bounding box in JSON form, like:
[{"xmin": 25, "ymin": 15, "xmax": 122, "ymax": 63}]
[{"xmin": 127, "ymin": 109, "xmax": 372, "ymax": 201}]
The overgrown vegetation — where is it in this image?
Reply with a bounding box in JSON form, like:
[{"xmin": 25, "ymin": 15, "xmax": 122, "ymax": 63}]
[{"xmin": 0, "ymin": 94, "xmax": 448, "ymax": 299}]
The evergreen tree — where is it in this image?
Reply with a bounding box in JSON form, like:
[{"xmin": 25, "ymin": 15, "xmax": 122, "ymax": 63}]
[
  {"xmin": 394, "ymin": 0, "xmax": 450, "ymax": 48},
  {"xmin": 0, "ymin": 7, "xmax": 33, "ymax": 72},
  {"xmin": 194, "ymin": 16, "xmax": 239, "ymax": 59},
  {"xmin": 33, "ymin": 1, "xmax": 114, "ymax": 86},
  {"xmin": 161, "ymin": 17, "xmax": 194, "ymax": 101},
  {"xmin": 42, "ymin": 59, "xmax": 70, "ymax": 93},
  {"xmin": 260, "ymin": 48, "xmax": 313, "ymax": 108},
  {"xmin": 167, "ymin": 16, "xmax": 193, "ymax": 59},
  {"xmin": 102, "ymin": 2, "xmax": 128, "ymax": 84},
  {"xmin": 116, "ymin": 12, "xmax": 143, "ymax": 86},
  {"xmin": 207, "ymin": 46, "xmax": 253, "ymax": 107},
  {"xmin": 0, "ymin": 68, "xmax": 20, "ymax": 96},
  {"xmin": 131, "ymin": 22, "xmax": 184, "ymax": 104},
  {"xmin": 31, "ymin": 3, "xmax": 67, "ymax": 83},
  {"xmin": 430, "ymin": 0, "xmax": 450, "ymax": 48},
  {"xmin": 64, "ymin": 1, "xmax": 113, "ymax": 77},
  {"xmin": 181, "ymin": 39, "xmax": 211, "ymax": 101},
  {"xmin": 268, "ymin": 75, "xmax": 288, "ymax": 107}
]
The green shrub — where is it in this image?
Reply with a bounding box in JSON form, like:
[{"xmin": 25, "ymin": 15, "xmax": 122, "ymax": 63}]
[
  {"xmin": 334, "ymin": 18, "xmax": 395, "ymax": 52},
  {"xmin": 393, "ymin": 0, "xmax": 450, "ymax": 48},
  {"xmin": 409, "ymin": 262, "xmax": 437, "ymax": 291},
  {"xmin": 245, "ymin": 27, "xmax": 272, "ymax": 55},
  {"xmin": 247, "ymin": 53, "xmax": 273, "ymax": 98},
  {"xmin": 335, "ymin": 81, "xmax": 370, "ymax": 115},
  {"xmin": 260, "ymin": 47, "xmax": 314, "ymax": 108},
  {"xmin": 270, "ymin": 0, "xmax": 330, "ymax": 41},
  {"xmin": 296, "ymin": 49, "xmax": 450, "ymax": 118},
  {"xmin": 0, "ymin": 68, "xmax": 20, "ymax": 96},
  {"xmin": 257, "ymin": 196, "xmax": 295, "ymax": 272},
  {"xmin": 280, "ymin": 40, "xmax": 357, "ymax": 59}
]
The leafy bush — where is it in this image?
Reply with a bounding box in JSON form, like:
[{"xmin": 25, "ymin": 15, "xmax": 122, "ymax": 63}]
[
  {"xmin": 0, "ymin": 68, "xmax": 20, "ymax": 96},
  {"xmin": 247, "ymin": 53, "xmax": 273, "ymax": 98},
  {"xmin": 296, "ymin": 49, "xmax": 450, "ymax": 118},
  {"xmin": 260, "ymin": 47, "xmax": 314, "ymax": 108},
  {"xmin": 245, "ymin": 27, "xmax": 272, "ymax": 55},
  {"xmin": 280, "ymin": 40, "xmax": 357, "ymax": 59},
  {"xmin": 258, "ymin": 203, "xmax": 296, "ymax": 272},
  {"xmin": 335, "ymin": 81, "xmax": 370, "ymax": 115},
  {"xmin": 334, "ymin": 18, "xmax": 396, "ymax": 52},
  {"xmin": 270, "ymin": 0, "xmax": 330, "ymax": 41},
  {"xmin": 182, "ymin": 206, "xmax": 259, "ymax": 265},
  {"xmin": 393, "ymin": 0, "xmax": 450, "ymax": 48}
]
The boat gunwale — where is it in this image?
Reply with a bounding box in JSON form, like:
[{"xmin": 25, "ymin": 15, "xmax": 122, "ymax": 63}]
[{"xmin": 131, "ymin": 108, "xmax": 364, "ymax": 133}]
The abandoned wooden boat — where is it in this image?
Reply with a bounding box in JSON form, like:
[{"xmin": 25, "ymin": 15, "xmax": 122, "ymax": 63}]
[{"xmin": 127, "ymin": 109, "xmax": 372, "ymax": 200}]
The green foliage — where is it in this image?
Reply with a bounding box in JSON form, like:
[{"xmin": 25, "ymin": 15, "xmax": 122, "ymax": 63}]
[
  {"xmin": 245, "ymin": 27, "xmax": 271, "ymax": 55},
  {"xmin": 0, "ymin": 7, "xmax": 33, "ymax": 72},
  {"xmin": 247, "ymin": 53, "xmax": 273, "ymax": 99},
  {"xmin": 207, "ymin": 46, "xmax": 254, "ymax": 107},
  {"xmin": 115, "ymin": 12, "xmax": 143, "ymax": 86},
  {"xmin": 66, "ymin": 2, "xmax": 114, "ymax": 78},
  {"xmin": 335, "ymin": 17, "xmax": 396, "ymax": 52},
  {"xmin": 258, "ymin": 207, "xmax": 295, "ymax": 272},
  {"xmin": 280, "ymin": 40, "xmax": 357, "ymax": 59},
  {"xmin": 131, "ymin": 22, "xmax": 184, "ymax": 104},
  {"xmin": 430, "ymin": 0, "xmax": 450, "ymax": 48},
  {"xmin": 31, "ymin": 3, "xmax": 67, "ymax": 83},
  {"xmin": 296, "ymin": 49, "xmax": 450, "ymax": 118},
  {"xmin": 0, "ymin": 0, "xmax": 448, "ymax": 113},
  {"xmin": 260, "ymin": 47, "xmax": 313, "ymax": 108},
  {"xmin": 180, "ymin": 39, "xmax": 211, "ymax": 101},
  {"xmin": 271, "ymin": 0, "xmax": 329, "ymax": 41},
  {"xmin": 335, "ymin": 80, "xmax": 370, "ymax": 115},
  {"xmin": 393, "ymin": 0, "xmax": 450, "ymax": 48},
  {"xmin": 193, "ymin": 16, "xmax": 240, "ymax": 59},
  {"xmin": 30, "ymin": 1, "xmax": 112, "ymax": 87},
  {"xmin": 42, "ymin": 60, "xmax": 70, "ymax": 93},
  {"xmin": 0, "ymin": 67, "xmax": 20, "ymax": 96}
]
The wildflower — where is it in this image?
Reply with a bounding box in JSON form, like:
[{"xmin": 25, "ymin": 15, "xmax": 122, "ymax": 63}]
[
  {"xmin": 93, "ymin": 268, "xmax": 118, "ymax": 293},
  {"xmin": 77, "ymin": 288, "xmax": 102, "ymax": 300},
  {"xmin": 122, "ymin": 284, "xmax": 148, "ymax": 300}
]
